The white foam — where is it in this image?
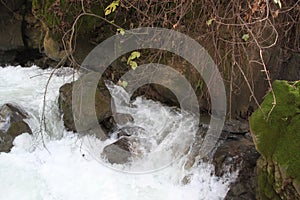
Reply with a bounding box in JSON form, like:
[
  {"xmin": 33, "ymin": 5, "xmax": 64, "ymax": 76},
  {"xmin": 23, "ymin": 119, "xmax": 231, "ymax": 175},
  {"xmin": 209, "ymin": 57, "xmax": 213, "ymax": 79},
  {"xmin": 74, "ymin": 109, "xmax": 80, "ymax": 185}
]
[{"xmin": 0, "ymin": 66, "xmax": 236, "ymax": 200}]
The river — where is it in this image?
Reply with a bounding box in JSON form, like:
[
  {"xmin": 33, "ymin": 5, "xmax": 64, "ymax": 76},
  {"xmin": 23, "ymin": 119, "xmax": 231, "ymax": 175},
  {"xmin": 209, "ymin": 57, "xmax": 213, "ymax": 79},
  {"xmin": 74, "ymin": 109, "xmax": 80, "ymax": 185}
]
[{"xmin": 0, "ymin": 66, "xmax": 236, "ymax": 200}]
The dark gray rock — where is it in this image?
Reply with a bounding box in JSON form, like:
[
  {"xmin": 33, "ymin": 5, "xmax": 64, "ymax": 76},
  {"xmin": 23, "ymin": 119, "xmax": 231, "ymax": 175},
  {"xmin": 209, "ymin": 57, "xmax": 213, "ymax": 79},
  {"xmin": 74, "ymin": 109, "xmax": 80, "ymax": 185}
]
[
  {"xmin": 213, "ymin": 133, "xmax": 259, "ymax": 200},
  {"xmin": 113, "ymin": 113, "xmax": 134, "ymax": 126},
  {"xmin": 182, "ymin": 120, "xmax": 259, "ymax": 199},
  {"xmin": 102, "ymin": 138, "xmax": 132, "ymax": 164},
  {"xmin": 0, "ymin": 103, "xmax": 32, "ymax": 152},
  {"xmin": 223, "ymin": 119, "xmax": 249, "ymax": 134},
  {"xmin": 58, "ymin": 79, "xmax": 112, "ymax": 136},
  {"xmin": 0, "ymin": 0, "xmax": 25, "ymax": 51},
  {"xmin": 102, "ymin": 126, "xmax": 149, "ymax": 164}
]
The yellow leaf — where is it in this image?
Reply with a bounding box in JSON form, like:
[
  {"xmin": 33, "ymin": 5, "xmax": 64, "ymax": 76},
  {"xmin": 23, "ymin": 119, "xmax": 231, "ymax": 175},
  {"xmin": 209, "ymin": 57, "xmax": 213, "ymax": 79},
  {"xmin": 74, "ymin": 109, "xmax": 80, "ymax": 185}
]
[
  {"xmin": 105, "ymin": 9, "xmax": 111, "ymax": 16},
  {"xmin": 104, "ymin": 0, "xmax": 120, "ymax": 16},
  {"xmin": 242, "ymin": 34, "xmax": 250, "ymax": 42},
  {"xmin": 117, "ymin": 28, "xmax": 125, "ymax": 36},
  {"xmin": 127, "ymin": 51, "xmax": 141, "ymax": 64},
  {"xmin": 130, "ymin": 61, "xmax": 138, "ymax": 70},
  {"xmin": 206, "ymin": 19, "xmax": 214, "ymax": 26}
]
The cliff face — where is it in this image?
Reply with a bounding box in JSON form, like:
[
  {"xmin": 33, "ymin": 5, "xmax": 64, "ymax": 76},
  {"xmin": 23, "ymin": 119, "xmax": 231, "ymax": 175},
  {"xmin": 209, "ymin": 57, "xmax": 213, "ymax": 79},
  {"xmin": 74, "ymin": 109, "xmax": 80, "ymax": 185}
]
[
  {"xmin": 0, "ymin": 0, "xmax": 44, "ymax": 66},
  {"xmin": 250, "ymin": 80, "xmax": 300, "ymax": 200}
]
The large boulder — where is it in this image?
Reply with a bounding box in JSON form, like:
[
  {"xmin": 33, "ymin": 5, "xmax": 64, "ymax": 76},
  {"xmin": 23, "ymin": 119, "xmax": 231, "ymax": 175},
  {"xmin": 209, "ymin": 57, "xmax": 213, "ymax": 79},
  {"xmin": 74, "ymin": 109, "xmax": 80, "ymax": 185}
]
[
  {"xmin": 212, "ymin": 120, "xmax": 259, "ymax": 200},
  {"xmin": 58, "ymin": 79, "xmax": 112, "ymax": 135},
  {"xmin": 213, "ymin": 133, "xmax": 259, "ymax": 200},
  {"xmin": 250, "ymin": 80, "xmax": 300, "ymax": 200},
  {"xmin": 0, "ymin": 103, "xmax": 32, "ymax": 152},
  {"xmin": 182, "ymin": 120, "xmax": 259, "ymax": 199}
]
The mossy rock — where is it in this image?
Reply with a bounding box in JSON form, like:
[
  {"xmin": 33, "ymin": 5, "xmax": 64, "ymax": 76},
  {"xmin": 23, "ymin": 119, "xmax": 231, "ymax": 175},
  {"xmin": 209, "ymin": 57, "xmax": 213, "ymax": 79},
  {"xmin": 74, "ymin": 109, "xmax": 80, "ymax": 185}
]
[
  {"xmin": 32, "ymin": 0, "xmax": 105, "ymax": 34},
  {"xmin": 250, "ymin": 80, "xmax": 300, "ymax": 199},
  {"xmin": 250, "ymin": 80, "xmax": 300, "ymax": 179}
]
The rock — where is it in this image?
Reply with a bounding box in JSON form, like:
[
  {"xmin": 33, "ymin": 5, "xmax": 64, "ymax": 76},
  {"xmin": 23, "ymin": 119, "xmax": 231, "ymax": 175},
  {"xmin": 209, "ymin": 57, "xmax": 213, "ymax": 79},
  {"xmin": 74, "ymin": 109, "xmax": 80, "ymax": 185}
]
[
  {"xmin": 58, "ymin": 79, "xmax": 112, "ymax": 135},
  {"xmin": 115, "ymin": 126, "xmax": 145, "ymax": 138},
  {"xmin": 0, "ymin": 1, "xmax": 25, "ymax": 51},
  {"xmin": 23, "ymin": 13, "xmax": 43, "ymax": 50},
  {"xmin": 223, "ymin": 119, "xmax": 249, "ymax": 134},
  {"xmin": 43, "ymin": 29, "xmax": 66, "ymax": 61},
  {"xmin": 0, "ymin": 103, "xmax": 32, "ymax": 152},
  {"xmin": 182, "ymin": 120, "xmax": 259, "ymax": 198},
  {"xmin": 113, "ymin": 113, "xmax": 134, "ymax": 126},
  {"xmin": 212, "ymin": 133, "xmax": 259, "ymax": 200},
  {"xmin": 250, "ymin": 80, "xmax": 300, "ymax": 200},
  {"xmin": 183, "ymin": 125, "xmax": 208, "ymax": 169},
  {"xmin": 58, "ymin": 83, "xmax": 75, "ymax": 131},
  {"xmin": 102, "ymin": 126, "xmax": 150, "ymax": 164},
  {"xmin": 102, "ymin": 137, "xmax": 132, "ymax": 164},
  {"xmin": 0, "ymin": 0, "xmax": 44, "ymax": 66}
]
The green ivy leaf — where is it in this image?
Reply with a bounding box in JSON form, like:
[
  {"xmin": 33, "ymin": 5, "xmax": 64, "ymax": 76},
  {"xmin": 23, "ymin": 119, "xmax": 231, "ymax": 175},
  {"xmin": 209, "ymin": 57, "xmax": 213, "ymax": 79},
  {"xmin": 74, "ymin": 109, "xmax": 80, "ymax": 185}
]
[
  {"xmin": 105, "ymin": 0, "xmax": 120, "ymax": 16},
  {"xmin": 127, "ymin": 51, "xmax": 141, "ymax": 64},
  {"xmin": 130, "ymin": 61, "xmax": 138, "ymax": 70},
  {"xmin": 242, "ymin": 34, "xmax": 250, "ymax": 42},
  {"xmin": 117, "ymin": 28, "xmax": 125, "ymax": 36}
]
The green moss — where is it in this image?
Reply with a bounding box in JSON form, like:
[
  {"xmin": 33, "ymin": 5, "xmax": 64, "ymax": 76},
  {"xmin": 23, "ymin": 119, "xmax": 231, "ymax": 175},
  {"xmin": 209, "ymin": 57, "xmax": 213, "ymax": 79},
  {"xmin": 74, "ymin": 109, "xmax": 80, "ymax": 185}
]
[
  {"xmin": 257, "ymin": 158, "xmax": 282, "ymax": 200},
  {"xmin": 32, "ymin": 0, "xmax": 105, "ymax": 34},
  {"xmin": 250, "ymin": 80, "xmax": 300, "ymax": 181}
]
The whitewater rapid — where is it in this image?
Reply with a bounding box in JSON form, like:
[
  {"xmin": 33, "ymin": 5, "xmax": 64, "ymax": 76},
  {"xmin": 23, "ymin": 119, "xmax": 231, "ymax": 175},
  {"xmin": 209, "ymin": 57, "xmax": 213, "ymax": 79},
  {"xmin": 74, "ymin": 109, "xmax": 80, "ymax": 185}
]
[{"xmin": 0, "ymin": 66, "xmax": 236, "ymax": 200}]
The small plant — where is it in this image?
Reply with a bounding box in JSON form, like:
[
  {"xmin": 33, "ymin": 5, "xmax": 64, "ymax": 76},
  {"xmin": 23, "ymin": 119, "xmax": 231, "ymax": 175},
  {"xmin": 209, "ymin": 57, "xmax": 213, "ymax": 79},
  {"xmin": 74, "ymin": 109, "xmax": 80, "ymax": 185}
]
[
  {"xmin": 104, "ymin": 0, "xmax": 120, "ymax": 16},
  {"xmin": 127, "ymin": 51, "xmax": 141, "ymax": 70}
]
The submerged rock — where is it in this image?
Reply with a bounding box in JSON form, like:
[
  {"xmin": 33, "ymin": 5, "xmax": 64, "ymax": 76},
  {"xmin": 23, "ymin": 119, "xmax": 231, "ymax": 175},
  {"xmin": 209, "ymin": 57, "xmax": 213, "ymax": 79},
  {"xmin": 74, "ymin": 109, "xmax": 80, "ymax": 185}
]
[
  {"xmin": 250, "ymin": 80, "xmax": 300, "ymax": 200},
  {"xmin": 0, "ymin": 103, "xmax": 32, "ymax": 152}
]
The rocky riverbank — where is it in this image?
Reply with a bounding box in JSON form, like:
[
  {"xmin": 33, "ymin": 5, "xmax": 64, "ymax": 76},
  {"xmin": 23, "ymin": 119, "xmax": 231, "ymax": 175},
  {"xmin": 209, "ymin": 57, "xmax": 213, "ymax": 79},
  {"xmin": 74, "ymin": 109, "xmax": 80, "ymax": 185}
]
[{"xmin": 1, "ymin": 1, "xmax": 300, "ymax": 199}]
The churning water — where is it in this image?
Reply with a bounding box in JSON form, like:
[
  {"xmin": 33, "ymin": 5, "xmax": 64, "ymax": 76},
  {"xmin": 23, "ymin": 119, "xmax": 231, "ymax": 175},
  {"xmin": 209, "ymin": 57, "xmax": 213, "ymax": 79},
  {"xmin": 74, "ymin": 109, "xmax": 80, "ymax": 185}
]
[{"xmin": 0, "ymin": 66, "xmax": 236, "ymax": 200}]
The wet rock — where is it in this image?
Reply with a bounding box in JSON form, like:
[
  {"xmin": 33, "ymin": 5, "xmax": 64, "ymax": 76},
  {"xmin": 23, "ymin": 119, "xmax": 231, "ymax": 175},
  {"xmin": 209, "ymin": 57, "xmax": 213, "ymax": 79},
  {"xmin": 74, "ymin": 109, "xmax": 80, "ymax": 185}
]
[
  {"xmin": 223, "ymin": 119, "xmax": 249, "ymax": 134},
  {"xmin": 183, "ymin": 125, "xmax": 208, "ymax": 169},
  {"xmin": 0, "ymin": 103, "xmax": 32, "ymax": 152},
  {"xmin": 113, "ymin": 113, "xmax": 134, "ymax": 126},
  {"xmin": 102, "ymin": 126, "xmax": 150, "ymax": 164},
  {"xmin": 58, "ymin": 83, "xmax": 75, "ymax": 131},
  {"xmin": 182, "ymin": 120, "xmax": 259, "ymax": 198},
  {"xmin": 115, "ymin": 126, "xmax": 145, "ymax": 138},
  {"xmin": 213, "ymin": 134, "xmax": 259, "ymax": 200},
  {"xmin": 102, "ymin": 138, "xmax": 132, "ymax": 164},
  {"xmin": 58, "ymin": 79, "xmax": 112, "ymax": 136}
]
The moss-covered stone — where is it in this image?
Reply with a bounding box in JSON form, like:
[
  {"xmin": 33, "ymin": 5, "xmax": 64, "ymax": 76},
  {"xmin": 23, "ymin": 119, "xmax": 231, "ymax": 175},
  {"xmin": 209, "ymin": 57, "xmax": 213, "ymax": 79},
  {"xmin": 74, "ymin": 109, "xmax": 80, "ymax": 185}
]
[
  {"xmin": 32, "ymin": 0, "xmax": 105, "ymax": 33},
  {"xmin": 250, "ymin": 80, "xmax": 300, "ymax": 199}
]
